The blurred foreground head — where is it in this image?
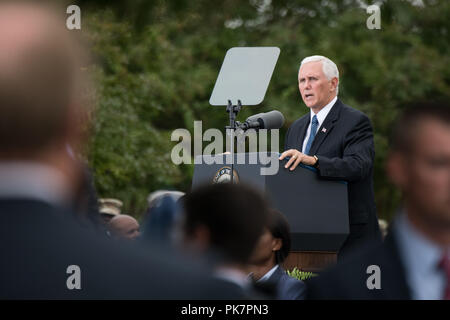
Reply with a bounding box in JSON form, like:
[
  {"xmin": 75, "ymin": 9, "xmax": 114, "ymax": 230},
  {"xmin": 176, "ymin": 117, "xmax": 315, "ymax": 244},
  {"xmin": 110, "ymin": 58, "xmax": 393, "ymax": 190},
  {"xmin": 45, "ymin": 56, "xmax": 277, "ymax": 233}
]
[
  {"xmin": 0, "ymin": 1, "xmax": 90, "ymax": 161},
  {"xmin": 181, "ymin": 183, "xmax": 269, "ymax": 266},
  {"xmin": 387, "ymin": 101, "xmax": 450, "ymax": 245},
  {"xmin": 0, "ymin": 1, "xmax": 91, "ymax": 202}
]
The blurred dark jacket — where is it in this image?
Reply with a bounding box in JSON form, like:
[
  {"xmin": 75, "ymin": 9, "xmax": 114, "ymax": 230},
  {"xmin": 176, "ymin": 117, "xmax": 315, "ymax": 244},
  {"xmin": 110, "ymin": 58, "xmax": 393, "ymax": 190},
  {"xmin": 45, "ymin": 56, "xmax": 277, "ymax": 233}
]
[
  {"xmin": 72, "ymin": 166, "xmax": 102, "ymax": 230},
  {"xmin": 305, "ymin": 229, "xmax": 411, "ymax": 300},
  {"xmin": 0, "ymin": 198, "xmax": 244, "ymax": 299},
  {"xmin": 265, "ymin": 266, "xmax": 306, "ymax": 300}
]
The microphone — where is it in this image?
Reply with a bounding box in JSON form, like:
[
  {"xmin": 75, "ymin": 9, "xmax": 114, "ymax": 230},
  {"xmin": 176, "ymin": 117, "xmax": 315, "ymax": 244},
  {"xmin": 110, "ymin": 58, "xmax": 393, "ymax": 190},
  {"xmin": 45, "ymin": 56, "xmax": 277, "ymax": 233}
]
[{"xmin": 238, "ymin": 110, "xmax": 285, "ymax": 130}]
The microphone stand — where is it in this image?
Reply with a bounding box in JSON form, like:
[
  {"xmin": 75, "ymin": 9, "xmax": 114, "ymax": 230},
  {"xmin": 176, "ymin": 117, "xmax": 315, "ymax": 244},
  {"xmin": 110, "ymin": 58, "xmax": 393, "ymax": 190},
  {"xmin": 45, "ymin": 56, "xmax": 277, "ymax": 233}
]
[{"xmin": 226, "ymin": 99, "xmax": 242, "ymax": 184}]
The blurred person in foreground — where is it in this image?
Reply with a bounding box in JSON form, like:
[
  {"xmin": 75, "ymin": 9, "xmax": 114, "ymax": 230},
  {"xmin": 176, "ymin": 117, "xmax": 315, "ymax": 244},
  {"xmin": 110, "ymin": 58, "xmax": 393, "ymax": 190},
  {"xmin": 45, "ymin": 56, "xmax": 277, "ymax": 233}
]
[
  {"xmin": 248, "ymin": 209, "xmax": 306, "ymax": 300},
  {"xmin": 107, "ymin": 214, "xmax": 141, "ymax": 241},
  {"xmin": 179, "ymin": 183, "xmax": 274, "ymax": 298},
  {"xmin": 0, "ymin": 1, "xmax": 239, "ymax": 299},
  {"xmin": 306, "ymin": 102, "xmax": 450, "ymax": 300}
]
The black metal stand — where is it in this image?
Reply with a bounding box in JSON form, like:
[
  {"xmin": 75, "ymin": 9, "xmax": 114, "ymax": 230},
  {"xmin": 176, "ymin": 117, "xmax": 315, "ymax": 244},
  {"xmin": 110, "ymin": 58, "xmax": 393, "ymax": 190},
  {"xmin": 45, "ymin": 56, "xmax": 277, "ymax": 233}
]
[{"xmin": 225, "ymin": 99, "xmax": 242, "ymax": 184}]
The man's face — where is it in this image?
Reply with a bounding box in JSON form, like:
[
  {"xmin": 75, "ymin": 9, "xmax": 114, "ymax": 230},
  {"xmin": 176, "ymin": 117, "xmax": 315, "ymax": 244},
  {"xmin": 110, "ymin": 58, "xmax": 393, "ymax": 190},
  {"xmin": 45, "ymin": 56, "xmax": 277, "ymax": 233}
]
[
  {"xmin": 118, "ymin": 221, "xmax": 140, "ymax": 240},
  {"xmin": 389, "ymin": 119, "xmax": 450, "ymax": 228},
  {"xmin": 298, "ymin": 61, "xmax": 337, "ymax": 110}
]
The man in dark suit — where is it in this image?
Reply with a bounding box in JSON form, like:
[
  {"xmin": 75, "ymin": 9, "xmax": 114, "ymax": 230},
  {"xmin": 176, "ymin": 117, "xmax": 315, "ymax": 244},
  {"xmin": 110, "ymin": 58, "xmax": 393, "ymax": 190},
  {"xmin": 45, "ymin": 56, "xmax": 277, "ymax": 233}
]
[
  {"xmin": 0, "ymin": 2, "xmax": 239, "ymax": 299},
  {"xmin": 306, "ymin": 103, "xmax": 450, "ymax": 299},
  {"xmin": 280, "ymin": 55, "xmax": 381, "ymax": 259}
]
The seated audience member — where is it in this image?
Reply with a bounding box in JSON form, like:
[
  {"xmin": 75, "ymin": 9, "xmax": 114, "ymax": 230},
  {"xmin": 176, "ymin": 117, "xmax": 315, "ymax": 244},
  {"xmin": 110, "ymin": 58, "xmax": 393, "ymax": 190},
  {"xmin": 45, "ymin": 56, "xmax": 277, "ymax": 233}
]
[
  {"xmin": 306, "ymin": 102, "xmax": 450, "ymax": 300},
  {"xmin": 140, "ymin": 190, "xmax": 185, "ymax": 244},
  {"xmin": 180, "ymin": 183, "xmax": 274, "ymax": 298},
  {"xmin": 147, "ymin": 190, "xmax": 185, "ymax": 209},
  {"xmin": 0, "ymin": 1, "xmax": 241, "ymax": 299},
  {"xmin": 107, "ymin": 214, "xmax": 141, "ymax": 241},
  {"xmin": 378, "ymin": 219, "xmax": 389, "ymax": 240},
  {"xmin": 248, "ymin": 209, "xmax": 306, "ymax": 300}
]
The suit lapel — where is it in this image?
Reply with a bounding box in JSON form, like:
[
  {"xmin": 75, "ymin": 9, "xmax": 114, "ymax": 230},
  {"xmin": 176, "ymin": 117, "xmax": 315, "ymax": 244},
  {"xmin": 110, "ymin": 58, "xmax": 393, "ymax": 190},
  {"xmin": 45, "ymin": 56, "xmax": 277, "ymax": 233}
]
[
  {"xmin": 295, "ymin": 116, "xmax": 310, "ymax": 151},
  {"xmin": 308, "ymin": 99, "xmax": 342, "ymax": 156},
  {"xmin": 268, "ymin": 265, "xmax": 283, "ymax": 282}
]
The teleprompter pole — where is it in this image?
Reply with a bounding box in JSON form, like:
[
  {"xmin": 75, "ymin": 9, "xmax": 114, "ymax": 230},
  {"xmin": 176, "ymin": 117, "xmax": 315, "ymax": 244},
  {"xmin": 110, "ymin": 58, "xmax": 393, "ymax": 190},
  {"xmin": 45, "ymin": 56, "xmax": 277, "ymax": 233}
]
[{"xmin": 226, "ymin": 99, "xmax": 242, "ymax": 184}]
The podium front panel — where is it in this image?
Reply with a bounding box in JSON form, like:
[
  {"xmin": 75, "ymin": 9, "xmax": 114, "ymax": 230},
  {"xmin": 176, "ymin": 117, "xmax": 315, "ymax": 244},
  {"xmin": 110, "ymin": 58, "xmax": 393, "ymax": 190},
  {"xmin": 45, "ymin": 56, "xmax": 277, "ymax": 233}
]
[
  {"xmin": 192, "ymin": 153, "xmax": 349, "ymax": 252},
  {"xmin": 266, "ymin": 162, "xmax": 349, "ymax": 251}
]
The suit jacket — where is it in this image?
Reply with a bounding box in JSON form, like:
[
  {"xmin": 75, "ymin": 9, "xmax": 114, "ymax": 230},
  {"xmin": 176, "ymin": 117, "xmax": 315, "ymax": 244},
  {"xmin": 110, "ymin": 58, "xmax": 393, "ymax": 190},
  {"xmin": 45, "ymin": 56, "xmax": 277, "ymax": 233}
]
[
  {"xmin": 216, "ymin": 278, "xmax": 277, "ymax": 300},
  {"xmin": 267, "ymin": 266, "xmax": 306, "ymax": 300},
  {"xmin": 305, "ymin": 230, "xmax": 411, "ymax": 299},
  {"xmin": 285, "ymin": 99, "xmax": 377, "ymax": 226},
  {"xmin": 0, "ymin": 198, "xmax": 241, "ymax": 299}
]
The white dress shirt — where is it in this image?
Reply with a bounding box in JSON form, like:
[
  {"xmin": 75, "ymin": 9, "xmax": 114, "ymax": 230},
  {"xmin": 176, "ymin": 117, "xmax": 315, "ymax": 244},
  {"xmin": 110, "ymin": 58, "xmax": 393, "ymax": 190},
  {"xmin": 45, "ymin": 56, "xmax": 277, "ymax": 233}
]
[
  {"xmin": 301, "ymin": 96, "xmax": 338, "ymax": 153},
  {"xmin": 395, "ymin": 212, "xmax": 449, "ymax": 300}
]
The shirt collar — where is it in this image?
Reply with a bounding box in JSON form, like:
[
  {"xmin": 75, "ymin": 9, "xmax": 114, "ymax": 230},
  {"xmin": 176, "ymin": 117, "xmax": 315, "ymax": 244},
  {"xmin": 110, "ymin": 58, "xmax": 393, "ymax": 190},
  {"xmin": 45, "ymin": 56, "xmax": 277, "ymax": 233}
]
[
  {"xmin": 257, "ymin": 264, "xmax": 279, "ymax": 283},
  {"xmin": 395, "ymin": 211, "xmax": 446, "ymax": 276},
  {"xmin": 310, "ymin": 96, "xmax": 337, "ymax": 127},
  {"xmin": 0, "ymin": 161, "xmax": 72, "ymax": 207}
]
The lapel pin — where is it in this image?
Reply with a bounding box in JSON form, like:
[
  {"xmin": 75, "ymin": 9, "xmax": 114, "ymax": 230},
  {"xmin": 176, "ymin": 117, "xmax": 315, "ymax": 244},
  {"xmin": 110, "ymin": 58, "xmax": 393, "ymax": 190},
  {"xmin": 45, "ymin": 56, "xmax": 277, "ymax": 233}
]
[{"xmin": 322, "ymin": 127, "xmax": 327, "ymax": 133}]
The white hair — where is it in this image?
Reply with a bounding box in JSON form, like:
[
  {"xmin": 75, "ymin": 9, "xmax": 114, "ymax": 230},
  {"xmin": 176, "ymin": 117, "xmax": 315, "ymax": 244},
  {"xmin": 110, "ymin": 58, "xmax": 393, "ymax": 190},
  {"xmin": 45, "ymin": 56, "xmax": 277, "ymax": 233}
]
[
  {"xmin": 300, "ymin": 55, "xmax": 339, "ymax": 94},
  {"xmin": 147, "ymin": 190, "xmax": 185, "ymax": 208}
]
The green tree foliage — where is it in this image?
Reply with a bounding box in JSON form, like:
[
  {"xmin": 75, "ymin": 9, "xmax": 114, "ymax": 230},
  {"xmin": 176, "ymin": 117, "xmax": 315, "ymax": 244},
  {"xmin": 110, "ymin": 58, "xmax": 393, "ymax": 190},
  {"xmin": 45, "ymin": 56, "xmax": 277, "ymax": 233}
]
[{"xmin": 79, "ymin": 0, "xmax": 450, "ymax": 218}]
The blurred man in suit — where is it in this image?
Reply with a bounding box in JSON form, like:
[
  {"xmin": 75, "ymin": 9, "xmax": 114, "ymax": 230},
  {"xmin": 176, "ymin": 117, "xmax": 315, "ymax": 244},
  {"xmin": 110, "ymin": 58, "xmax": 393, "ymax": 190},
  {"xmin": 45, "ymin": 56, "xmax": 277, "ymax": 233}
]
[
  {"xmin": 306, "ymin": 102, "xmax": 450, "ymax": 299},
  {"xmin": 248, "ymin": 209, "xmax": 306, "ymax": 300},
  {"xmin": 280, "ymin": 55, "xmax": 381, "ymax": 259},
  {"xmin": 0, "ymin": 1, "xmax": 239, "ymax": 299}
]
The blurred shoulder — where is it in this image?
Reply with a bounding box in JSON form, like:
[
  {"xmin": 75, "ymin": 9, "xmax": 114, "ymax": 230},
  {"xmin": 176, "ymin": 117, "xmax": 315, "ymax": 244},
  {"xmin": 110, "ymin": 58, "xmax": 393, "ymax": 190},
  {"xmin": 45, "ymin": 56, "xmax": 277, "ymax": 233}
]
[{"xmin": 305, "ymin": 241, "xmax": 391, "ymax": 299}]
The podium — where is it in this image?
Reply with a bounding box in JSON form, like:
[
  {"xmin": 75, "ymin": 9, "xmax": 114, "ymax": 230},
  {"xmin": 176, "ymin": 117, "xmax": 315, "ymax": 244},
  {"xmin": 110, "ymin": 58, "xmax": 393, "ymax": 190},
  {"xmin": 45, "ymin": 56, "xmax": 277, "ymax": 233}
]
[{"xmin": 192, "ymin": 152, "xmax": 349, "ymax": 272}]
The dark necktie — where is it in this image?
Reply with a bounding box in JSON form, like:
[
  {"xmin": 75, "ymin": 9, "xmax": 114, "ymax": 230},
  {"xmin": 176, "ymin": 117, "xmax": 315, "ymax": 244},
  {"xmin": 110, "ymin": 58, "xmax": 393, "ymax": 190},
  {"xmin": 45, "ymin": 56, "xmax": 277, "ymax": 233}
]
[
  {"xmin": 439, "ymin": 252, "xmax": 450, "ymax": 300},
  {"xmin": 304, "ymin": 115, "xmax": 319, "ymax": 155}
]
